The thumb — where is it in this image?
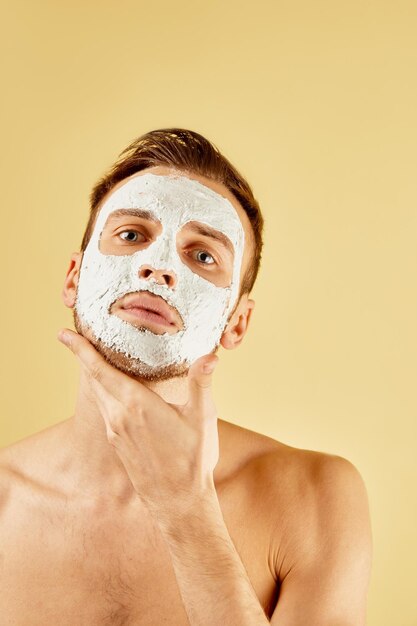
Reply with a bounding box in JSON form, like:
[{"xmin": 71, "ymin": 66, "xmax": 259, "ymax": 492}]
[{"xmin": 187, "ymin": 354, "xmax": 218, "ymax": 415}]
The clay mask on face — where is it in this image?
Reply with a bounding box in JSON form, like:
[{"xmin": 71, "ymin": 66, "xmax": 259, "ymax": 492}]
[{"xmin": 74, "ymin": 173, "xmax": 245, "ymax": 374}]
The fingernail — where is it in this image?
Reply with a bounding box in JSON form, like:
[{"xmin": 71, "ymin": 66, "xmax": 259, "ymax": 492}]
[
  {"xmin": 58, "ymin": 330, "xmax": 69, "ymax": 345},
  {"xmin": 203, "ymin": 361, "xmax": 216, "ymax": 374}
]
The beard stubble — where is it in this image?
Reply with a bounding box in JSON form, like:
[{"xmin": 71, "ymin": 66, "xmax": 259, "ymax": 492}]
[{"xmin": 72, "ymin": 308, "xmax": 191, "ymax": 383}]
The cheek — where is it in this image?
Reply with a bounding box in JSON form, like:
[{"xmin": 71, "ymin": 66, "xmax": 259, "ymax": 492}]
[
  {"xmin": 175, "ymin": 239, "xmax": 235, "ymax": 290},
  {"xmin": 177, "ymin": 252, "xmax": 233, "ymax": 289}
]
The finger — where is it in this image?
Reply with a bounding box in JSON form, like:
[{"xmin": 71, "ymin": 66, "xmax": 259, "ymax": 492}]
[
  {"xmin": 186, "ymin": 354, "xmax": 218, "ymax": 417},
  {"xmin": 88, "ymin": 374, "xmax": 119, "ymax": 415},
  {"xmin": 88, "ymin": 376, "xmax": 123, "ymax": 436},
  {"xmin": 57, "ymin": 328, "xmax": 144, "ymax": 404}
]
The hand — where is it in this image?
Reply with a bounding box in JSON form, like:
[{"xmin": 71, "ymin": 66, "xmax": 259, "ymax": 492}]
[{"xmin": 57, "ymin": 328, "xmax": 220, "ymax": 522}]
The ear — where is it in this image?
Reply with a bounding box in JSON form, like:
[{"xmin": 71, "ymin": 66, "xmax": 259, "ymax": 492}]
[
  {"xmin": 220, "ymin": 295, "xmax": 255, "ymax": 350},
  {"xmin": 62, "ymin": 252, "xmax": 83, "ymax": 308}
]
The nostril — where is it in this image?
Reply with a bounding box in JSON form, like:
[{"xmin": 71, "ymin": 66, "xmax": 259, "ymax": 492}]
[
  {"xmin": 163, "ymin": 273, "xmax": 175, "ymax": 287},
  {"xmin": 139, "ymin": 265, "xmax": 176, "ymax": 287}
]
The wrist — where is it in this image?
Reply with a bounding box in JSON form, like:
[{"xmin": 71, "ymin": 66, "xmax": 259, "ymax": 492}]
[{"xmin": 156, "ymin": 486, "xmax": 222, "ymax": 535}]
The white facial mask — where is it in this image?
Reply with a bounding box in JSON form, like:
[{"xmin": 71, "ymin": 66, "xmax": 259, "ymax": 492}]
[{"xmin": 75, "ymin": 173, "xmax": 245, "ymax": 369}]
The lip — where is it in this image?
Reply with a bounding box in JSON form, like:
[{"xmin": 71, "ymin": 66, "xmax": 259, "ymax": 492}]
[{"xmin": 117, "ymin": 291, "xmax": 182, "ymax": 330}]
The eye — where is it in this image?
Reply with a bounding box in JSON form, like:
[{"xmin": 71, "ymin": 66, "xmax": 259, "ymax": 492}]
[
  {"xmin": 118, "ymin": 230, "xmax": 145, "ymax": 243},
  {"xmin": 193, "ymin": 250, "xmax": 215, "ymax": 265}
]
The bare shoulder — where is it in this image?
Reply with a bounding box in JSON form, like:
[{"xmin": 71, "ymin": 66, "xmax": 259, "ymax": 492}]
[
  {"xmin": 0, "ymin": 435, "xmax": 35, "ymax": 494},
  {"xmin": 0, "ymin": 428, "xmax": 48, "ymax": 480},
  {"xmin": 0, "ymin": 422, "xmax": 69, "ymax": 509},
  {"xmin": 218, "ymin": 419, "xmax": 372, "ymax": 573},
  {"xmin": 220, "ymin": 417, "xmax": 369, "ymax": 497},
  {"xmin": 218, "ymin": 416, "xmax": 368, "ymax": 494},
  {"xmin": 0, "ymin": 441, "xmax": 30, "ymax": 522},
  {"xmin": 252, "ymin": 443, "xmax": 372, "ymax": 625},
  {"xmin": 0, "ymin": 449, "xmax": 13, "ymax": 514},
  {"xmin": 257, "ymin": 439, "xmax": 371, "ymax": 509},
  {"xmin": 261, "ymin": 446, "xmax": 373, "ymax": 566},
  {"xmin": 238, "ymin": 425, "xmax": 372, "ymax": 551}
]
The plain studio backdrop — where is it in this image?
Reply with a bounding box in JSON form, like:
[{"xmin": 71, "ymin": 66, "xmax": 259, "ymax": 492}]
[{"xmin": 0, "ymin": 1, "xmax": 416, "ymax": 624}]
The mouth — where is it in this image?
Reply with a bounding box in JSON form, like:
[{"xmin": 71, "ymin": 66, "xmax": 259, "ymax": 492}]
[{"xmin": 111, "ymin": 291, "xmax": 183, "ymax": 334}]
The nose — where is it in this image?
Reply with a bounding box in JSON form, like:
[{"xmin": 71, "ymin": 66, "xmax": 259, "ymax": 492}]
[{"xmin": 138, "ymin": 265, "xmax": 177, "ymax": 288}]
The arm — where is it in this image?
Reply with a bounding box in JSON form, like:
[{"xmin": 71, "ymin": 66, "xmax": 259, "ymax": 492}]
[
  {"xmin": 159, "ymin": 454, "xmax": 372, "ymax": 626},
  {"xmin": 58, "ymin": 329, "xmax": 270, "ymax": 624},
  {"xmin": 58, "ymin": 332, "xmax": 372, "ymax": 624},
  {"xmin": 158, "ymin": 489, "xmax": 270, "ymax": 626},
  {"xmin": 269, "ymin": 455, "xmax": 373, "ymax": 626}
]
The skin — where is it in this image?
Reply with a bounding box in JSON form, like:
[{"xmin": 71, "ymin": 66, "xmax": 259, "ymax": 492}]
[
  {"xmin": 0, "ymin": 166, "xmax": 373, "ymax": 625},
  {"xmin": 71, "ymin": 166, "xmax": 255, "ymax": 383}
]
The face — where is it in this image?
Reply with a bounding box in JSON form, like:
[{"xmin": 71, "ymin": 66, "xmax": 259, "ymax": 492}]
[{"xmin": 70, "ymin": 168, "xmax": 251, "ymax": 381}]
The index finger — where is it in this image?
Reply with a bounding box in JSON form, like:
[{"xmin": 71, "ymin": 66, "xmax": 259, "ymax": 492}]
[{"xmin": 58, "ymin": 328, "xmax": 146, "ymax": 403}]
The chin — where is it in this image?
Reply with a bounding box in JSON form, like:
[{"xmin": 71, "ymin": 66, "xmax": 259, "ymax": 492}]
[{"xmin": 72, "ymin": 310, "xmax": 189, "ymax": 382}]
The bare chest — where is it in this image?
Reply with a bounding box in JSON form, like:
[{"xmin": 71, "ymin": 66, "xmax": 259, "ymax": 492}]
[{"xmin": 0, "ymin": 494, "xmax": 279, "ymax": 625}]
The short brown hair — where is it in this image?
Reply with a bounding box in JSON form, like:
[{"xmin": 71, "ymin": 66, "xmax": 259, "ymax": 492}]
[{"xmin": 81, "ymin": 128, "xmax": 264, "ymax": 294}]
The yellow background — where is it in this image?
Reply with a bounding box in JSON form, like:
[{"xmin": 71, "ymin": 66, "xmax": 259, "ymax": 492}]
[{"xmin": 1, "ymin": 1, "xmax": 416, "ymax": 624}]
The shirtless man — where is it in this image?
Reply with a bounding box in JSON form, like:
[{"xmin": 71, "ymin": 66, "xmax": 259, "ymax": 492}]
[{"xmin": 0, "ymin": 128, "xmax": 372, "ymax": 625}]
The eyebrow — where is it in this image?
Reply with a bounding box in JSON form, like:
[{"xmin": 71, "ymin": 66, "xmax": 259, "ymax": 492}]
[
  {"xmin": 103, "ymin": 210, "xmax": 235, "ymax": 254},
  {"xmin": 186, "ymin": 222, "xmax": 234, "ymax": 255},
  {"xmin": 104, "ymin": 208, "xmax": 159, "ymax": 225}
]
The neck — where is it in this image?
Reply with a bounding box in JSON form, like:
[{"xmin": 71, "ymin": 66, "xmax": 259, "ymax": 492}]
[{"xmin": 63, "ymin": 367, "xmax": 190, "ymax": 504}]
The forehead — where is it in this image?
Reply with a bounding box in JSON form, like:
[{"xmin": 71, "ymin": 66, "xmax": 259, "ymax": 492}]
[{"xmin": 96, "ymin": 172, "xmax": 244, "ymax": 241}]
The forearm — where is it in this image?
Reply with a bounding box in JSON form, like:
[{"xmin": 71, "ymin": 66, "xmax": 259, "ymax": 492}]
[{"xmin": 157, "ymin": 492, "xmax": 270, "ymax": 626}]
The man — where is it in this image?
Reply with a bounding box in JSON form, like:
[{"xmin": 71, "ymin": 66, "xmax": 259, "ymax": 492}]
[{"xmin": 0, "ymin": 128, "xmax": 372, "ymax": 625}]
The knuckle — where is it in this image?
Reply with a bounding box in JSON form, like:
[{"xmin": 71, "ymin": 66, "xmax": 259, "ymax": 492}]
[
  {"xmin": 124, "ymin": 396, "xmax": 138, "ymax": 413},
  {"xmin": 125, "ymin": 398, "xmax": 145, "ymax": 421},
  {"xmin": 108, "ymin": 410, "xmax": 128, "ymax": 434},
  {"xmin": 89, "ymin": 363, "xmax": 103, "ymax": 382},
  {"xmin": 106, "ymin": 429, "xmax": 120, "ymax": 446}
]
